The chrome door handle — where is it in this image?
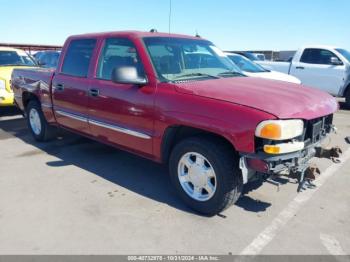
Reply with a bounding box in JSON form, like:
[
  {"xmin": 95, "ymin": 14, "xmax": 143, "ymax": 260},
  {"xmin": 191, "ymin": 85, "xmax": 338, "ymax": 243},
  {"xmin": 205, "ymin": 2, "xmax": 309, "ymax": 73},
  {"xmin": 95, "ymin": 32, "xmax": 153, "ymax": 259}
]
[
  {"xmin": 54, "ymin": 83, "xmax": 65, "ymax": 91},
  {"xmin": 88, "ymin": 88, "xmax": 100, "ymax": 97},
  {"xmin": 296, "ymin": 66, "xmax": 305, "ymax": 70}
]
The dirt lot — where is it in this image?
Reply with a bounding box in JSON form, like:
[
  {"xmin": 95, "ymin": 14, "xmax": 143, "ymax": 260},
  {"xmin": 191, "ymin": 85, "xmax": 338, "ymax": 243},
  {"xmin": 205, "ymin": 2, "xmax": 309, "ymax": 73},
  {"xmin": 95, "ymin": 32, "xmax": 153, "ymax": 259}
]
[{"xmin": 0, "ymin": 103, "xmax": 349, "ymax": 255}]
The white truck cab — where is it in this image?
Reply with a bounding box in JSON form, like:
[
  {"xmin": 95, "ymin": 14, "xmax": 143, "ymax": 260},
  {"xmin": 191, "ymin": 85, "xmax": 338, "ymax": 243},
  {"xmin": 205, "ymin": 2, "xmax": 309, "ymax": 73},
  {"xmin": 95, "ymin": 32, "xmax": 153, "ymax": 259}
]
[{"xmin": 258, "ymin": 46, "xmax": 350, "ymax": 106}]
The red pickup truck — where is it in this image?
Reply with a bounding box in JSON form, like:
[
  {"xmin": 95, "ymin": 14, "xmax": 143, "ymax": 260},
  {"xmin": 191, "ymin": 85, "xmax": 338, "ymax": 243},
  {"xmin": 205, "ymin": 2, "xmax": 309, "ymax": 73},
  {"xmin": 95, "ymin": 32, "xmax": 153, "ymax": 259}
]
[{"xmin": 12, "ymin": 31, "xmax": 338, "ymax": 216}]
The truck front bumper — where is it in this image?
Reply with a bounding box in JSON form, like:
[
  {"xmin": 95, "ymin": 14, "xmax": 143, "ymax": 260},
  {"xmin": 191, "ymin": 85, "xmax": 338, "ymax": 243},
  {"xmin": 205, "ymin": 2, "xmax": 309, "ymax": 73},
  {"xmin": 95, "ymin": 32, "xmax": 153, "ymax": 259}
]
[
  {"xmin": 245, "ymin": 144, "xmax": 317, "ymax": 174},
  {"xmin": 239, "ymin": 139, "xmax": 333, "ymax": 185}
]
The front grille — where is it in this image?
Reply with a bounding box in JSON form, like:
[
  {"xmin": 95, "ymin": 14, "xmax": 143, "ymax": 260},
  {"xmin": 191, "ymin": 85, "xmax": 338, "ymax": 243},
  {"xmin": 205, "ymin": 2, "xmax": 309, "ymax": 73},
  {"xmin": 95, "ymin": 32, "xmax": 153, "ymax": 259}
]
[{"xmin": 302, "ymin": 114, "xmax": 333, "ymax": 146}]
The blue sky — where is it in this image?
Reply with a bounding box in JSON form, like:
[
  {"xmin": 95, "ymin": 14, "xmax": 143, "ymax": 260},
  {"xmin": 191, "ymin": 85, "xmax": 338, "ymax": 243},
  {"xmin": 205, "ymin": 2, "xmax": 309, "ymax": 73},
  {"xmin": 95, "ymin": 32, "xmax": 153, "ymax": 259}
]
[{"xmin": 1, "ymin": 0, "xmax": 349, "ymax": 51}]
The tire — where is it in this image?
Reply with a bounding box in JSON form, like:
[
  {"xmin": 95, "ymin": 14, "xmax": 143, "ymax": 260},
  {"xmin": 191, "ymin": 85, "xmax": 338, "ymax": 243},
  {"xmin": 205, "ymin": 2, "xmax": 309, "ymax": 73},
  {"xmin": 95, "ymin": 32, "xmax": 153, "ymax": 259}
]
[
  {"xmin": 345, "ymin": 88, "xmax": 350, "ymax": 109},
  {"xmin": 26, "ymin": 100, "xmax": 57, "ymax": 141},
  {"xmin": 169, "ymin": 136, "xmax": 242, "ymax": 216}
]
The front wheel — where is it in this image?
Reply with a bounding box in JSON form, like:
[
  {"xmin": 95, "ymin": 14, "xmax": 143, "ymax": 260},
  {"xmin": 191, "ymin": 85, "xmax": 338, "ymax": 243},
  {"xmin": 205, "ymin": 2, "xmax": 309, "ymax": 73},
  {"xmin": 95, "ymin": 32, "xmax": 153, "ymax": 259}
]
[
  {"xmin": 26, "ymin": 100, "xmax": 57, "ymax": 141},
  {"xmin": 169, "ymin": 137, "xmax": 242, "ymax": 216}
]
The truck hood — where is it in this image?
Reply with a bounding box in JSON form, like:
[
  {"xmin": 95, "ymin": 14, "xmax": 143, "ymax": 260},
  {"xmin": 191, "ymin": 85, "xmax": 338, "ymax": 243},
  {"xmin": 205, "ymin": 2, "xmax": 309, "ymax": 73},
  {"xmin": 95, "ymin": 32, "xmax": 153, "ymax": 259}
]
[{"xmin": 174, "ymin": 77, "xmax": 338, "ymax": 120}]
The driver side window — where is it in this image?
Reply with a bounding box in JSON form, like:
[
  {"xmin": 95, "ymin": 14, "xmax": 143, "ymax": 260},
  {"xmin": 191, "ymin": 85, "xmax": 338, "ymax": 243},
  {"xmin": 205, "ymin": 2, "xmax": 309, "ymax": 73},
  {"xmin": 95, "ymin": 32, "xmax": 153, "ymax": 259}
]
[
  {"xmin": 300, "ymin": 48, "xmax": 341, "ymax": 65},
  {"xmin": 97, "ymin": 38, "xmax": 145, "ymax": 80}
]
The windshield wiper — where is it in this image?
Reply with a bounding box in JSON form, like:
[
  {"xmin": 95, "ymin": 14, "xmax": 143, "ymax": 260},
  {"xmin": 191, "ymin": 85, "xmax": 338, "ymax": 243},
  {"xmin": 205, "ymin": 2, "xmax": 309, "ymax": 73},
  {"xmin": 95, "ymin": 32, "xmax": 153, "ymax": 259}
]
[
  {"xmin": 173, "ymin": 73, "xmax": 220, "ymax": 80},
  {"xmin": 218, "ymin": 71, "xmax": 245, "ymax": 77}
]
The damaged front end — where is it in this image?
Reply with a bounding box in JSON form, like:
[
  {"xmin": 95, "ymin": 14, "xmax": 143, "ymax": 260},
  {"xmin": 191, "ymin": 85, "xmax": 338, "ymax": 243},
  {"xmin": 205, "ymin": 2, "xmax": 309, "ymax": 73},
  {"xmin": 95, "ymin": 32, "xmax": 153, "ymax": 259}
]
[{"xmin": 240, "ymin": 114, "xmax": 342, "ymax": 192}]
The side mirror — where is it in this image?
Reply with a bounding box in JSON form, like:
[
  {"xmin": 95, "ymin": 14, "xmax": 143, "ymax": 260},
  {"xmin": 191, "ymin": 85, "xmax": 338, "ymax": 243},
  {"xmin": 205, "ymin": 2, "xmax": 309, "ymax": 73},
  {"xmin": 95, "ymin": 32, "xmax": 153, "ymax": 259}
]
[
  {"xmin": 330, "ymin": 57, "xmax": 343, "ymax": 66},
  {"xmin": 111, "ymin": 66, "xmax": 148, "ymax": 85}
]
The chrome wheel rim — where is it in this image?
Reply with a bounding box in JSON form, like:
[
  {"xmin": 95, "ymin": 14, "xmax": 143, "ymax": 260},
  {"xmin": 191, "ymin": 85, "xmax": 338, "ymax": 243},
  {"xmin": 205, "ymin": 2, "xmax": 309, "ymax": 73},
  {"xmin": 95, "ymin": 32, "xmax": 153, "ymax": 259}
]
[
  {"xmin": 29, "ymin": 108, "xmax": 41, "ymax": 135},
  {"xmin": 178, "ymin": 152, "xmax": 217, "ymax": 202}
]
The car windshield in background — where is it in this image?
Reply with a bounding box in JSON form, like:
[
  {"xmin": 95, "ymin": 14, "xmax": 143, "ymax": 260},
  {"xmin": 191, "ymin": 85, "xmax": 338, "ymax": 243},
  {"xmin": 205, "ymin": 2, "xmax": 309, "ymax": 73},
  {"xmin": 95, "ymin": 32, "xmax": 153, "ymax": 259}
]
[
  {"xmin": 0, "ymin": 51, "xmax": 36, "ymax": 66},
  {"xmin": 143, "ymin": 37, "xmax": 242, "ymax": 82},
  {"xmin": 38, "ymin": 51, "xmax": 61, "ymax": 68},
  {"xmin": 228, "ymin": 54, "xmax": 268, "ymax": 73},
  {"xmin": 336, "ymin": 49, "xmax": 350, "ymax": 63}
]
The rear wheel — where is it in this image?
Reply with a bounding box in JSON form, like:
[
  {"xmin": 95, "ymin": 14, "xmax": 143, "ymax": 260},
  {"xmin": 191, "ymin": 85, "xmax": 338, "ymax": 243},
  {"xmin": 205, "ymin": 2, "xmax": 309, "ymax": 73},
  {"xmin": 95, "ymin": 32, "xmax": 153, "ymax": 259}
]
[
  {"xmin": 169, "ymin": 137, "xmax": 242, "ymax": 216},
  {"xmin": 26, "ymin": 100, "xmax": 56, "ymax": 141}
]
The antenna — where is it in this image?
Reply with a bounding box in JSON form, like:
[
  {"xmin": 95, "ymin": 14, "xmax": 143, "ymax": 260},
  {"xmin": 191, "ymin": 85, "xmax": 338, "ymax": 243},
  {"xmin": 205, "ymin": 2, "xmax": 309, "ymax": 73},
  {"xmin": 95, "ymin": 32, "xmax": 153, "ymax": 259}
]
[{"xmin": 168, "ymin": 0, "xmax": 172, "ymax": 34}]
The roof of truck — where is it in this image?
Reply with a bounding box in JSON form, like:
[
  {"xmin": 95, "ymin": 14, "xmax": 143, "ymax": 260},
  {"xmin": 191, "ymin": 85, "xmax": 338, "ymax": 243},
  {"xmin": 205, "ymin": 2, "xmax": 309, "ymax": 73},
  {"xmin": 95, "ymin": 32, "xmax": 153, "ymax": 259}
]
[
  {"xmin": 300, "ymin": 45, "xmax": 340, "ymax": 50},
  {"xmin": 67, "ymin": 30, "xmax": 207, "ymax": 41}
]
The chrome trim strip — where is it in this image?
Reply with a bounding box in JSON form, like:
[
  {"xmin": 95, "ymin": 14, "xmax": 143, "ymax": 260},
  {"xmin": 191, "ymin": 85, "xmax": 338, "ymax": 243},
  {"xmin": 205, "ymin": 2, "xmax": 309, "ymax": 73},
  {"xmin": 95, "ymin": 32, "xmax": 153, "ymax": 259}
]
[
  {"xmin": 55, "ymin": 110, "xmax": 88, "ymax": 123},
  {"xmin": 54, "ymin": 109, "xmax": 151, "ymax": 139},
  {"xmin": 41, "ymin": 103, "xmax": 53, "ymax": 109},
  {"xmin": 89, "ymin": 119, "xmax": 151, "ymax": 139}
]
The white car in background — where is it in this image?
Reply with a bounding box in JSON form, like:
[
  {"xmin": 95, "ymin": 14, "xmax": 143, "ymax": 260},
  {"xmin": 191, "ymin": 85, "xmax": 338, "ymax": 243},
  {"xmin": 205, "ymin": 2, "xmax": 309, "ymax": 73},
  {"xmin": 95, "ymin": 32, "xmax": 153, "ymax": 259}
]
[
  {"xmin": 256, "ymin": 46, "xmax": 350, "ymax": 107},
  {"xmin": 225, "ymin": 53, "xmax": 301, "ymax": 84}
]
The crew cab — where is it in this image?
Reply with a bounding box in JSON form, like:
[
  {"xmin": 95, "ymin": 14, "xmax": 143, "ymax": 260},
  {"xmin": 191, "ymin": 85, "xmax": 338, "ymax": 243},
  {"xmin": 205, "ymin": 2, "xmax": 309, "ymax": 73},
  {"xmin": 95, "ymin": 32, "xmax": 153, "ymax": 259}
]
[
  {"xmin": 12, "ymin": 31, "xmax": 338, "ymax": 216},
  {"xmin": 257, "ymin": 46, "xmax": 350, "ymax": 107}
]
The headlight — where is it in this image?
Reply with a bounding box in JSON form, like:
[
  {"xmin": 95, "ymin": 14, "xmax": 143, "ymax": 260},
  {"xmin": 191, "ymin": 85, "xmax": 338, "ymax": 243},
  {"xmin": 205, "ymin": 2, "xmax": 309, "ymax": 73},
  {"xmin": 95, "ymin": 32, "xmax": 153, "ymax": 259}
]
[
  {"xmin": 0, "ymin": 79, "xmax": 5, "ymax": 90},
  {"xmin": 255, "ymin": 119, "xmax": 304, "ymax": 140}
]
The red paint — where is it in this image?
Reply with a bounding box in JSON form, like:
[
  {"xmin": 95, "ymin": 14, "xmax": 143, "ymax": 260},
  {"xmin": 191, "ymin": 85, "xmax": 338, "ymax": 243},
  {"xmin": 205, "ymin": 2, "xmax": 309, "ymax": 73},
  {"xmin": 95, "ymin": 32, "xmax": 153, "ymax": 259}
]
[
  {"xmin": 12, "ymin": 31, "xmax": 338, "ymax": 163},
  {"xmin": 246, "ymin": 158, "xmax": 269, "ymax": 173}
]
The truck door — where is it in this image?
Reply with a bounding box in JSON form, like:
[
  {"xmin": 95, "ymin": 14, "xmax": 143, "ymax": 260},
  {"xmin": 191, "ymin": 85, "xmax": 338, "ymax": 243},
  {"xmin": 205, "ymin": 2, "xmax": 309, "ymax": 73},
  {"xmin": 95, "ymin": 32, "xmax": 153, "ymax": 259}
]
[
  {"xmin": 88, "ymin": 37, "xmax": 155, "ymax": 155},
  {"xmin": 52, "ymin": 38, "xmax": 97, "ymax": 134},
  {"xmin": 290, "ymin": 48, "xmax": 345, "ymax": 95}
]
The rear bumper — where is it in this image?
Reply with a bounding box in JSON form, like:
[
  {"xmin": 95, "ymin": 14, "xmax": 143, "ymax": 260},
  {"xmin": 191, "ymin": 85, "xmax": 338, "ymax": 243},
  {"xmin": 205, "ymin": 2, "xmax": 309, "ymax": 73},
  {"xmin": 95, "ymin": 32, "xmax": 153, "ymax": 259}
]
[{"xmin": 0, "ymin": 90, "xmax": 14, "ymax": 106}]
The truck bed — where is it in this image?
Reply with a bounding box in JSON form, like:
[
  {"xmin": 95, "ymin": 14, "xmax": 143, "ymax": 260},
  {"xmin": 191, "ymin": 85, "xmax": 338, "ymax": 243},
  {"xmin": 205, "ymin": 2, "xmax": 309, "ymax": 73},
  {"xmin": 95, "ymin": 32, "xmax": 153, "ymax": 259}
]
[
  {"xmin": 12, "ymin": 67, "xmax": 55, "ymax": 111},
  {"xmin": 12, "ymin": 67, "xmax": 56, "ymax": 123}
]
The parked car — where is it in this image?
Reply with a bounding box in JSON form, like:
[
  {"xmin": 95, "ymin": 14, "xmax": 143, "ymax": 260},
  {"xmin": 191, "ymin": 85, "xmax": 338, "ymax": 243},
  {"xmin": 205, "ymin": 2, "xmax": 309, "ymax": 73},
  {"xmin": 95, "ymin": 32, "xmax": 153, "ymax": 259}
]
[
  {"xmin": 12, "ymin": 31, "xmax": 337, "ymax": 215},
  {"xmin": 0, "ymin": 47, "xmax": 37, "ymax": 107},
  {"xmin": 225, "ymin": 53, "xmax": 301, "ymax": 84},
  {"xmin": 254, "ymin": 53, "xmax": 266, "ymax": 61},
  {"xmin": 233, "ymin": 51, "xmax": 261, "ymax": 61},
  {"xmin": 256, "ymin": 46, "xmax": 350, "ymax": 107},
  {"xmin": 35, "ymin": 51, "xmax": 61, "ymax": 68}
]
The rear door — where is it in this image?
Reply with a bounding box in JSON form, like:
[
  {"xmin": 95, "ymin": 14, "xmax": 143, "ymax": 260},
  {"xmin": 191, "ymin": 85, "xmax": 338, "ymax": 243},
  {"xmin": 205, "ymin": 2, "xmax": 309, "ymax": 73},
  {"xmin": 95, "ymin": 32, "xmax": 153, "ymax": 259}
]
[
  {"xmin": 88, "ymin": 37, "xmax": 155, "ymax": 156},
  {"xmin": 290, "ymin": 48, "xmax": 345, "ymax": 95},
  {"xmin": 52, "ymin": 38, "xmax": 97, "ymax": 134}
]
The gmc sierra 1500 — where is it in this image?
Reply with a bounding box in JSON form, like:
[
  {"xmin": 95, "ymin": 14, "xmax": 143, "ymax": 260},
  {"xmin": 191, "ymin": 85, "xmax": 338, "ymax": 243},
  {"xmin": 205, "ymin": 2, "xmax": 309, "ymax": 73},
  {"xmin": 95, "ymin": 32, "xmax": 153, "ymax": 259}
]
[{"xmin": 12, "ymin": 31, "xmax": 338, "ymax": 216}]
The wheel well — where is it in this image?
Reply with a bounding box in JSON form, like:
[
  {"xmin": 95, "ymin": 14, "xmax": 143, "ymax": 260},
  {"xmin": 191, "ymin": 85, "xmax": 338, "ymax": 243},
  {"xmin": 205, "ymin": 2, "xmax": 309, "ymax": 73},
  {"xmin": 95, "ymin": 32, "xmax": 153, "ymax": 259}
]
[
  {"xmin": 345, "ymin": 84, "xmax": 350, "ymax": 97},
  {"xmin": 161, "ymin": 125, "xmax": 237, "ymax": 164},
  {"xmin": 22, "ymin": 92, "xmax": 40, "ymax": 109}
]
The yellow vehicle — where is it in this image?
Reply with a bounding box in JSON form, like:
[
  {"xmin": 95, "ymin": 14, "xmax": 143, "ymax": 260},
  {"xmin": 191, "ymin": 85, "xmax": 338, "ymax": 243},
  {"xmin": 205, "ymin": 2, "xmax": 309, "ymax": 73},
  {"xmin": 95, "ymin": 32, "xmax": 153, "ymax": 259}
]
[{"xmin": 0, "ymin": 47, "xmax": 37, "ymax": 106}]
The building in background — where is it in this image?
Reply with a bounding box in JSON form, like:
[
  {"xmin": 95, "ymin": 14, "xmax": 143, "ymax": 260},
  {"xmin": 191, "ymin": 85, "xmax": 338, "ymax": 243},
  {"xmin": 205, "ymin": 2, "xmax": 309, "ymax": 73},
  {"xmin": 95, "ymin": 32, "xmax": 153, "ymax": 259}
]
[
  {"xmin": 227, "ymin": 50, "xmax": 297, "ymax": 61},
  {"xmin": 0, "ymin": 43, "xmax": 61, "ymax": 55}
]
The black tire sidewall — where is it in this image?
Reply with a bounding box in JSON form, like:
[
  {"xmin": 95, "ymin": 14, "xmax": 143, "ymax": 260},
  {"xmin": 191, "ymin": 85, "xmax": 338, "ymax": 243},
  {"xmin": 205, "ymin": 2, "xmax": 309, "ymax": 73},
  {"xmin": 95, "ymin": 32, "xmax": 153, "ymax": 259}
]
[{"xmin": 169, "ymin": 138, "xmax": 239, "ymax": 216}]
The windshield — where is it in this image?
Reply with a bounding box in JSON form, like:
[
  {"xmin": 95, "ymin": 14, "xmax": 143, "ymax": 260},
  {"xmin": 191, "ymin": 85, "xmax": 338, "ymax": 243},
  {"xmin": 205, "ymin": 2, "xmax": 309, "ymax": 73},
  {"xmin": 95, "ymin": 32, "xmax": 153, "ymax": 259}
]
[
  {"xmin": 227, "ymin": 54, "xmax": 268, "ymax": 73},
  {"xmin": 143, "ymin": 37, "xmax": 243, "ymax": 82},
  {"xmin": 336, "ymin": 49, "xmax": 350, "ymax": 63},
  {"xmin": 0, "ymin": 50, "xmax": 36, "ymax": 66},
  {"xmin": 240, "ymin": 52, "xmax": 259, "ymax": 61}
]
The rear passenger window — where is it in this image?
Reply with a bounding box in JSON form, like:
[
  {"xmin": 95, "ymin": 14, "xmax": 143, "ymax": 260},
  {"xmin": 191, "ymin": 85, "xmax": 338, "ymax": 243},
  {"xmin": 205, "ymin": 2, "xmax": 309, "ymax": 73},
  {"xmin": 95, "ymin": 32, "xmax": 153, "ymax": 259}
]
[
  {"xmin": 300, "ymin": 48, "xmax": 339, "ymax": 65},
  {"xmin": 97, "ymin": 38, "xmax": 144, "ymax": 80},
  {"xmin": 61, "ymin": 39, "xmax": 96, "ymax": 77}
]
